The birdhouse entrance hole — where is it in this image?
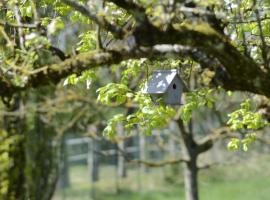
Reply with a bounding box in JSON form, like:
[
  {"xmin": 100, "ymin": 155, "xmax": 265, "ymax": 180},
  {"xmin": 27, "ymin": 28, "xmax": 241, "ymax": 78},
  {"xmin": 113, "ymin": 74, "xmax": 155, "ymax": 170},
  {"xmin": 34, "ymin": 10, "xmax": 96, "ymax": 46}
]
[{"xmin": 173, "ymin": 83, "xmax": 177, "ymax": 89}]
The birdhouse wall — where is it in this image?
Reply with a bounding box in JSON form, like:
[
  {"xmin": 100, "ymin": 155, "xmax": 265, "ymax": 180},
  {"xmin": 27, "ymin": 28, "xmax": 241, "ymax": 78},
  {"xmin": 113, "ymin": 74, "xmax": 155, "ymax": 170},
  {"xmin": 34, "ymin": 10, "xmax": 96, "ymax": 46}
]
[{"xmin": 163, "ymin": 77, "xmax": 183, "ymax": 105}]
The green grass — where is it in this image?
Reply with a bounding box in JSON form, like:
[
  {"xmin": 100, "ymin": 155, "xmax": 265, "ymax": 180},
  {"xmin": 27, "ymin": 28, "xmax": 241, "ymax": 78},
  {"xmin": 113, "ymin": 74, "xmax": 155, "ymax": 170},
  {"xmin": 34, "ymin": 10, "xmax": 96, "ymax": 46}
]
[
  {"xmin": 200, "ymin": 178, "xmax": 270, "ymax": 200},
  {"xmin": 53, "ymin": 155, "xmax": 270, "ymax": 200}
]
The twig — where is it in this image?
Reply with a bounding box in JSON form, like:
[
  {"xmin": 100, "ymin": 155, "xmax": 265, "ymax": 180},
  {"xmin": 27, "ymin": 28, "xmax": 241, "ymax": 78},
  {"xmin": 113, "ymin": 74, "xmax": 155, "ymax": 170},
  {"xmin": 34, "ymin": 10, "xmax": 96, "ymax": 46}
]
[
  {"xmin": 198, "ymin": 162, "xmax": 221, "ymax": 170},
  {"xmin": 237, "ymin": 0, "xmax": 249, "ymax": 56},
  {"xmin": 0, "ymin": 26, "xmax": 15, "ymax": 47},
  {"xmin": 56, "ymin": 106, "xmax": 88, "ymax": 136},
  {"xmin": 253, "ymin": 0, "xmax": 268, "ymax": 68},
  {"xmin": 117, "ymin": 145, "xmax": 188, "ymax": 167},
  {"xmin": 129, "ymin": 158, "xmax": 188, "ymax": 167},
  {"xmin": 197, "ymin": 126, "xmax": 230, "ymax": 154},
  {"xmin": 13, "ymin": 4, "xmax": 25, "ymax": 50},
  {"xmin": 0, "ymin": 20, "xmax": 37, "ymax": 28},
  {"xmin": 230, "ymin": 17, "xmax": 270, "ymax": 24}
]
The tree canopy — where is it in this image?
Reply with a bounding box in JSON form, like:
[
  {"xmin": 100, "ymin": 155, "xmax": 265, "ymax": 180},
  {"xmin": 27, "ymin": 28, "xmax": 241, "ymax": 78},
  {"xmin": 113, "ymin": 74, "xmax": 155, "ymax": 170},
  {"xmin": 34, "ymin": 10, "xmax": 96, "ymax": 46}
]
[{"xmin": 0, "ymin": 0, "xmax": 270, "ymax": 97}]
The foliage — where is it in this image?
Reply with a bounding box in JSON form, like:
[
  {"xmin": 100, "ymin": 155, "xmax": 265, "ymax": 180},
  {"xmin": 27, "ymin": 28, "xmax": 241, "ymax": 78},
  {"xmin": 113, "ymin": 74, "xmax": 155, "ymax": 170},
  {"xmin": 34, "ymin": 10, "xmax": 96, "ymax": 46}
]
[
  {"xmin": 76, "ymin": 31, "xmax": 97, "ymax": 52},
  {"xmin": 63, "ymin": 70, "xmax": 96, "ymax": 89},
  {"xmin": 100, "ymin": 91, "xmax": 176, "ymax": 137},
  {"xmin": 227, "ymin": 99, "xmax": 269, "ymax": 151},
  {"xmin": 97, "ymin": 83, "xmax": 131, "ymax": 106},
  {"xmin": 227, "ymin": 133, "xmax": 257, "ymax": 151},
  {"xmin": 227, "ymin": 99, "xmax": 268, "ymax": 131},
  {"xmin": 120, "ymin": 59, "xmax": 147, "ymax": 84},
  {"xmin": 180, "ymin": 88, "xmax": 216, "ymax": 122},
  {"xmin": 0, "ymin": 130, "xmax": 22, "ymax": 199},
  {"xmin": 97, "ymin": 58, "xmax": 177, "ymax": 137}
]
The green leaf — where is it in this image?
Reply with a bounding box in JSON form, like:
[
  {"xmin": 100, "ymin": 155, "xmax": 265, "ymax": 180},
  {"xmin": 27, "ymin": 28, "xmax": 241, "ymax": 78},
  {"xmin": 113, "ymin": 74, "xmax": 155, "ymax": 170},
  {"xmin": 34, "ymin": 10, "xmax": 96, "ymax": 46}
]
[
  {"xmin": 180, "ymin": 88, "xmax": 216, "ymax": 123},
  {"xmin": 96, "ymin": 83, "xmax": 130, "ymax": 106},
  {"xmin": 227, "ymin": 99, "xmax": 268, "ymax": 131},
  {"xmin": 227, "ymin": 138, "xmax": 240, "ymax": 151},
  {"xmin": 242, "ymin": 143, "xmax": 248, "ymax": 152},
  {"xmin": 227, "ymin": 91, "xmax": 232, "ymax": 97},
  {"xmin": 48, "ymin": 17, "xmax": 65, "ymax": 35}
]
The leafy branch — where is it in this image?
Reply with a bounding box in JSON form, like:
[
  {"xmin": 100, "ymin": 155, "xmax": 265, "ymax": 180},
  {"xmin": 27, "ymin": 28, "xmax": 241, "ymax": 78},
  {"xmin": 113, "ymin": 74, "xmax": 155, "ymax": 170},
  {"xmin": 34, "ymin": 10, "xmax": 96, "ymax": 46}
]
[{"xmin": 227, "ymin": 99, "xmax": 269, "ymax": 151}]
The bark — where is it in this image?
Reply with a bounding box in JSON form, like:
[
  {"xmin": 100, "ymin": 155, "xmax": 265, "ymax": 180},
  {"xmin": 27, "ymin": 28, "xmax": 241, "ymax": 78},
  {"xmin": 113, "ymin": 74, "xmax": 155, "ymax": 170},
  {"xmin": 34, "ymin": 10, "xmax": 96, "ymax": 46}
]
[
  {"xmin": 183, "ymin": 157, "xmax": 199, "ymax": 200},
  {"xmin": 168, "ymin": 122, "xmax": 178, "ymax": 159},
  {"xmin": 25, "ymin": 92, "xmax": 60, "ymax": 200},
  {"xmin": 1, "ymin": 93, "xmax": 60, "ymax": 200},
  {"xmin": 177, "ymin": 120, "xmax": 199, "ymax": 200},
  {"xmin": 117, "ymin": 123, "xmax": 127, "ymax": 178},
  {"xmin": 139, "ymin": 128, "xmax": 147, "ymax": 173},
  {"xmin": 3, "ymin": 95, "xmax": 26, "ymax": 200}
]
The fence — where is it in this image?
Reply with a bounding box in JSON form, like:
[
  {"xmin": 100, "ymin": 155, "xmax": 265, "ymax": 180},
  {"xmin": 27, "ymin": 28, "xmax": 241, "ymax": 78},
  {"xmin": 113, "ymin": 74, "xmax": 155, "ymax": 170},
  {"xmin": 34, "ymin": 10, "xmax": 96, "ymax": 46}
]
[{"xmin": 59, "ymin": 126, "xmax": 180, "ymax": 184}]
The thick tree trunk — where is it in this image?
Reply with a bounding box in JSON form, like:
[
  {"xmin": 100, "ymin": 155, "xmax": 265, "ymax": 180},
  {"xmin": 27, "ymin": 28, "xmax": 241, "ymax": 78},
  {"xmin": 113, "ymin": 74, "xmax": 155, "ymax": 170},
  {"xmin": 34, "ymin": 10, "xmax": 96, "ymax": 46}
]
[
  {"xmin": 176, "ymin": 120, "xmax": 199, "ymax": 200},
  {"xmin": 3, "ymin": 95, "xmax": 26, "ymax": 200},
  {"xmin": 25, "ymin": 90, "xmax": 60, "ymax": 200},
  {"xmin": 1, "ymin": 93, "xmax": 60, "ymax": 200},
  {"xmin": 183, "ymin": 158, "xmax": 199, "ymax": 200}
]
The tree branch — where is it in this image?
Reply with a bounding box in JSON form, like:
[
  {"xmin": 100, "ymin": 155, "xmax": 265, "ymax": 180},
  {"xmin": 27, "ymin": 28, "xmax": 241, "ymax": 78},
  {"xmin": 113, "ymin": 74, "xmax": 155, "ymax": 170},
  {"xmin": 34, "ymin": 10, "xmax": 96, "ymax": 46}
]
[
  {"xmin": 253, "ymin": 0, "xmax": 268, "ymax": 68},
  {"xmin": 62, "ymin": 0, "xmax": 124, "ymax": 38},
  {"xmin": 197, "ymin": 126, "xmax": 230, "ymax": 154},
  {"xmin": 0, "ymin": 20, "xmax": 37, "ymax": 28},
  {"xmin": 117, "ymin": 145, "xmax": 189, "ymax": 167},
  {"xmin": 133, "ymin": 21, "xmax": 270, "ymax": 96},
  {"xmin": 0, "ymin": 45, "xmax": 194, "ymax": 98},
  {"xmin": 129, "ymin": 158, "xmax": 188, "ymax": 167},
  {"xmin": 198, "ymin": 162, "xmax": 221, "ymax": 170},
  {"xmin": 13, "ymin": 4, "xmax": 25, "ymax": 50},
  {"xmin": 1, "ymin": 16, "xmax": 270, "ymax": 100},
  {"xmin": 106, "ymin": 0, "xmax": 147, "ymax": 22}
]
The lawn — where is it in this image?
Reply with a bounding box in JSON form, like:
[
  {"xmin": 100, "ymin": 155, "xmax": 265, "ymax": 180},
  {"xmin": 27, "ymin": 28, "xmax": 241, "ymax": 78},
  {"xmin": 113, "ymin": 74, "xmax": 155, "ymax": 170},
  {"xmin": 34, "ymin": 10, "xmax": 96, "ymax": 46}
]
[{"xmin": 53, "ymin": 155, "xmax": 270, "ymax": 200}]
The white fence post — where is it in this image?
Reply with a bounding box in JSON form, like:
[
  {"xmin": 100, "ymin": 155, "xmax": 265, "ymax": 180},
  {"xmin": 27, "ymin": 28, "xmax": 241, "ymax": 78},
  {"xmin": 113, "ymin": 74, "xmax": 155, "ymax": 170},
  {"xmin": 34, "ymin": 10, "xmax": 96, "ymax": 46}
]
[
  {"xmin": 58, "ymin": 138, "xmax": 70, "ymax": 189},
  {"xmin": 87, "ymin": 138, "xmax": 99, "ymax": 183}
]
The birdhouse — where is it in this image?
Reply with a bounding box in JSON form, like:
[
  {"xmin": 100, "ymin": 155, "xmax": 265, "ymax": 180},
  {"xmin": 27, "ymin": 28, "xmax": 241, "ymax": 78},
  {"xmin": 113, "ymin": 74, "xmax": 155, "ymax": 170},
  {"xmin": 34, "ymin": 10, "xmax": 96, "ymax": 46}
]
[{"xmin": 143, "ymin": 69, "xmax": 184, "ymax": 105}]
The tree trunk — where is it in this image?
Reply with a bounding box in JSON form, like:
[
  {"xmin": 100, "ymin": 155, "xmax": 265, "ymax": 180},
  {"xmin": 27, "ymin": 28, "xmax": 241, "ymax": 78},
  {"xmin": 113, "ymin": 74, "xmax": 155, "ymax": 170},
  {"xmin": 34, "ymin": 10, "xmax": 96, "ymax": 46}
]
[
  {"xmin": 3, "ymin": 95, "xmax": 26, "ymax": 200},
  {"xmin": 168, "ymin": 122, "xmax": 178, "ymax": 159},
  {"xmin": 1, "ymin": 93, "xmax": 60, "ymax": 200},
  {"xmin": 183, "ymin": 158, "xmax": 199, "ymax": 200},
  {"xmin": 24, "ymin": 91, "xmax": 60, "ymax": 200},
  {"xmin": 176, "ymin": 120, "xmax": 199, "ymax": 200},
  {"xmin": 117, "ymin": 123, "xmax": 127, "ymax": 178},
  {"xmin": 139, "ymin": 127, "xmax": 148, "ymax": 173}
]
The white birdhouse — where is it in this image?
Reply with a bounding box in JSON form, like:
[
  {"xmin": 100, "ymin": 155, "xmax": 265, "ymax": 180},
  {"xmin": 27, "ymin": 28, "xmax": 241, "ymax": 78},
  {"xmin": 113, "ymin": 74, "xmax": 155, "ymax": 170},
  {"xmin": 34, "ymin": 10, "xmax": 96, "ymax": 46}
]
[{"xmin": 143, "ymin": 69, "xmax": 184, "ymax": 105}]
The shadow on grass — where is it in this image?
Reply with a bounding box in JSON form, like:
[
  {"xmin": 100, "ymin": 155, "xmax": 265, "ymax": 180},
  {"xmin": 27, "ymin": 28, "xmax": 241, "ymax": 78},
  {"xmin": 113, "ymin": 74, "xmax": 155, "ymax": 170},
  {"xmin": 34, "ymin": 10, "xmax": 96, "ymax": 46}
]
[
  {"xmin": 97, "ymin": 187, "xmax": 185, "ymax": 200},
  {"xmin": 55, "ymin": 185, "xmax": 186, "ymax": 200}
]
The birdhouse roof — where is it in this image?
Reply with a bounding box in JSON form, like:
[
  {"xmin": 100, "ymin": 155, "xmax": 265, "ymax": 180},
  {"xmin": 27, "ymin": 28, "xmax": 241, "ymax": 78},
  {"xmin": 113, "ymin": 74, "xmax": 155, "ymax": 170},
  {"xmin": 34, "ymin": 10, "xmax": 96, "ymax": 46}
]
[{"xmin": 143, "ymin": 69, "xmax": 181, "ymax": 94}]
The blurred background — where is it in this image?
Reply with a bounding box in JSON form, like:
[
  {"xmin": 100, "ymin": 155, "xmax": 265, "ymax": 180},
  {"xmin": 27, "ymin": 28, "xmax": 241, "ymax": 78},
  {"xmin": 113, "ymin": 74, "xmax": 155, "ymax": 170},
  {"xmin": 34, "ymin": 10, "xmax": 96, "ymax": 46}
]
[{"xmin": 1, "ymin": 1, "xmax": 270, "ymax": 200}]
